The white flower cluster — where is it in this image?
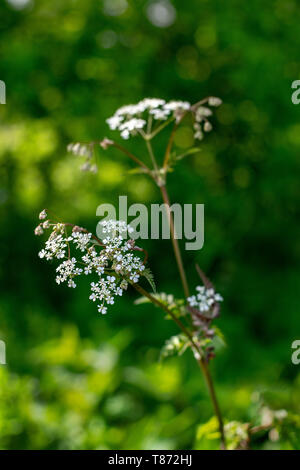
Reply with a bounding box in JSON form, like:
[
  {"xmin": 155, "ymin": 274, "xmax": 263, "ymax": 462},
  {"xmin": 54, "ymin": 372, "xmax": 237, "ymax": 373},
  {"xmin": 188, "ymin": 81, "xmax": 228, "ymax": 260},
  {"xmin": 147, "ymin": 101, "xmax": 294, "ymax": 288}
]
[
  {"xmin": 106, "ymin": 97, "xmax": 191, "ymax": 139},
  {"xmin": 36, "ymin": 214, "xmax": 146, "ymax": 315},
  {"xmin": 38, "ymin": 233, "xmax": 67, "ymax": 260},
  {"xmin": 187, "ymin": 286, "xmax": 223, "ymax": 312},
  {"xmin": 100, "ymin": 220, "xmax": 145, "ymax": 284},
  {"xmin": 56, "ymin": 258, "xmax": 83, "ymax": 288},
  {"xmin": 106, "ymin": 96, "xmax": 222, "ymax": 141}
]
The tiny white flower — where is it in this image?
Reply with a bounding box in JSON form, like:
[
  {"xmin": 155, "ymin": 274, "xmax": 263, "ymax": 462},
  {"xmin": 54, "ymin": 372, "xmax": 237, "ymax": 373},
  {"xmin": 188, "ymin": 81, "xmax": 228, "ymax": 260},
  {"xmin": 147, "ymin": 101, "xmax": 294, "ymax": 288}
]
[
  {"xmin": 208, "ymin": 97, "xmax": 222, "ymax": 107},
  {"xmin": 35, "ymin": 225, "xmax": 44, "ymax": 236},
  {"xmin": 39, "ymin": 209, "xmax": 47, "ymax": 220},
  {"xmin": 187, "ymin": 285, "xmax": 223, "ymax": 312},
  {"xmin": 38, "ymin": 249, "xmax": 46, "ymax": 258}
]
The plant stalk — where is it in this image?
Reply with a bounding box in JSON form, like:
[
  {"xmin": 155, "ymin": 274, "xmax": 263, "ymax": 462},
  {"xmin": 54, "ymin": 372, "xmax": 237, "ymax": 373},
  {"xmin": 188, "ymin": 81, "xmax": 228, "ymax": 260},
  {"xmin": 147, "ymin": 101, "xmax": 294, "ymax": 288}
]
[
  {"xmin": 159, "ymin": 185, "xmax": 190, "ymax": 298},
  {"xmin": 158, "ymin": 184, "xmax": 226, "ymax": 449},
  {"xmin": 196, "ymin": 359, "xmax": 226, "ymax": 449},
  {"xmin": 133, "ymin": 283, "xmax": 226, "ymax": 449},
  {"xmin": 145, "ymin": 139, "xmax": 159, "ymax": 174}
]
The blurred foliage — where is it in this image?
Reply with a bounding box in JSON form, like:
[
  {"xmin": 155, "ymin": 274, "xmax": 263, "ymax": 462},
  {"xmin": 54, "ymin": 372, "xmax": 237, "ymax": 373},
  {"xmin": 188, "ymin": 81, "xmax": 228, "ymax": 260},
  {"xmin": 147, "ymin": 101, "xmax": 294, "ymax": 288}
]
[{"xmin": 0, "ymin": 0, "xmax": 299, "ymax": 449}]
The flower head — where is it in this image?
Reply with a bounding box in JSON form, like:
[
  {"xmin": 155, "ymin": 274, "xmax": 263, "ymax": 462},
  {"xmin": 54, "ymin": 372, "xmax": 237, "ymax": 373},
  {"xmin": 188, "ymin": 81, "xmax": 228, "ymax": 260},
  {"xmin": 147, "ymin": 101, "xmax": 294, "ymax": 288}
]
[
  {"xmin": 37, "ymin": 216, "xmax": 148, "ymax": 315},
  {"xmin": 106, "ymin": 97, "xmax": 192, "ymax": 140},
  {"xmin": 187, "ymin": 285, "xmax": 223, "ymax": 313},
  {"xmin": 105, "ymin": 96, "xmax": 222, "ymax": 142}
]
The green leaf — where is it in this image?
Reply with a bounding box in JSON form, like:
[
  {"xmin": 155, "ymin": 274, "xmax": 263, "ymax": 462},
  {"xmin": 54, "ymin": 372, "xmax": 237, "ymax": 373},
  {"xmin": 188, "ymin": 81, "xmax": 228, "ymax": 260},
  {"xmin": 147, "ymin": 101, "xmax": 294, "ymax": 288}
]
[
  {"xmin": 211, "ymin": 327, "xmax": 226, "ymax": 352},
  {"xmin": 160, "ymin": 333, "xmax": 190, "ymax": 360},
  {"xmin": 175, "ymin": 147, "xmax": 201, "ymax": 161},
  {"xmin": 142, "ymin": 268, "xmax": 156, "ymax": 293},
  {"xmin": 127, "ymin": 167, "xmax": 150, "ymax": 175}
]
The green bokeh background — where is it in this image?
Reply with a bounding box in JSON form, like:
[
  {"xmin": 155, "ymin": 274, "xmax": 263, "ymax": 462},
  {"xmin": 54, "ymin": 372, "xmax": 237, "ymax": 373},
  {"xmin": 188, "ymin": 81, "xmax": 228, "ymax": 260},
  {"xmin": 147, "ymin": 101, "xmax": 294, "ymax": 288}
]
[{"xmin": 0, "ymin": 0, "xmax": 299, "ymax": 450}]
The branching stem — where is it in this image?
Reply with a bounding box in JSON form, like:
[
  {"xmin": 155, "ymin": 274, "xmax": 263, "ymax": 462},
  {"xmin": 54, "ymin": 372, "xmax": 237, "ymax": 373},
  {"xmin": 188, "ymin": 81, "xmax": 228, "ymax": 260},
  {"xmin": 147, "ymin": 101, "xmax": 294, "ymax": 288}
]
[{"xmin": 104, "ymin": 98, "xmax": 226, "ymax": 448}]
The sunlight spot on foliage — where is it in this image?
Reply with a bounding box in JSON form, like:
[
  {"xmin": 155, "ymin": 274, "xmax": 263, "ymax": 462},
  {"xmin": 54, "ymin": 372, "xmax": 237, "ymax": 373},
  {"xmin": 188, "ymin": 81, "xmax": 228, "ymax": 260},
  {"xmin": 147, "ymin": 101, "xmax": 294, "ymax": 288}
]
[
  {"xmin": 98, "ymin": 161, "xmax": 125, "ymax": 187},
  {"xmin": 128, "ymin": 178, "xmax": 154, "ymax": 201},
  {"xmin": 103, "ymin": 0, "xmax": 128, "ymax": 17},
  {"xmin": 6, "ymin": 0, "xmax": 31, "ymax": 10},
  {"xmin": 147, "ymin": 363, "xmax": 181, "ymax": 394},
  {"xmin": 63, "ymin": 14, "xmax": 86, "ymax": 34},
  {"xmin": 146, "ymin": 1, "xmax": 176, "ymax": 28},
  {"xmin": 16, "ymin": 122, "xmax": 58, "ymax": 163},
  {"xmin": 97, "ymin": 30, "xmax": 118, "ymax": 49},
  {"xmin": 234, "ymin": 387, "xmax": 251, "ymax": 407},
  {"xmin": 15, "ymin": 168, "xmax": 45, "ymax": 208}
]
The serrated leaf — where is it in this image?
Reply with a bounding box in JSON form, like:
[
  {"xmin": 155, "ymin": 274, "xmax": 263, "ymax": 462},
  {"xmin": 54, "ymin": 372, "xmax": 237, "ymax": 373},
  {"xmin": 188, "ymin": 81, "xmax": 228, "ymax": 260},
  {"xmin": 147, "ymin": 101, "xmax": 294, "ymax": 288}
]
[{"xmin": 142, "ymin": 268, "xmax": 156, "ymax": 293}]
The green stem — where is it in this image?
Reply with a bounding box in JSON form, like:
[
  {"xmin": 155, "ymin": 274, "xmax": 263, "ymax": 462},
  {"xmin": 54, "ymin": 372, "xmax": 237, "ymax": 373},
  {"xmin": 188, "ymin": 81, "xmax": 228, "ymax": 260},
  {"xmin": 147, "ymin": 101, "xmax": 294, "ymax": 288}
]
[
  {"xmin": 145, "ymin": 139, "xmax": 159, "ymax": 174},
  {"xmin": 197, "ymin": 359, "xmax": 226, "ymax": 449},
  {"xmin": 159, "ymin": 185, "xmax": 190, "ymax": 298},
  {"xmin": 149, "ymin": 116, "xmax": 174, "ymax": 139},
  {"xmin": 158, "ymin": 184, "xmax": 226, "ymax": 449}
]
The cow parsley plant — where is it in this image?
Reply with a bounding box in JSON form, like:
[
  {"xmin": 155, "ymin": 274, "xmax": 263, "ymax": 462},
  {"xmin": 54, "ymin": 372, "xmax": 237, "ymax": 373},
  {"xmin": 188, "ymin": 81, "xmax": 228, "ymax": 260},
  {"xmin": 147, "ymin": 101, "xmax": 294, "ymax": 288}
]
[{"xmin": 36, "ymin": 215, "xmax": 149, "ymax": 315}]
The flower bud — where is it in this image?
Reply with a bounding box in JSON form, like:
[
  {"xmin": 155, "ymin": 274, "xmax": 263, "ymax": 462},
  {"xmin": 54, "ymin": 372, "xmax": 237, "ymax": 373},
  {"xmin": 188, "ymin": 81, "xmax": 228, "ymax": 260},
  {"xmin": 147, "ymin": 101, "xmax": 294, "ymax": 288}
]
[
  {"xmin": 34, "ymin": 225, "xmax": 44, "ymax": 236},
  {"xmin": 39, "ymin": 209, "xmax": 47, "ymax": 220}
]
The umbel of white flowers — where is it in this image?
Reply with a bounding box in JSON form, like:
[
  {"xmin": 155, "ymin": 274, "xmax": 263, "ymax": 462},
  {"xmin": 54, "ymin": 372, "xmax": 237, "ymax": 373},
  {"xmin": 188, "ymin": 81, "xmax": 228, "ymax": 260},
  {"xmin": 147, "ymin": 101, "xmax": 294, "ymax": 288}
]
[
  {"xmin": 187, "ymin": 286, "xmax": 223, "ymax": 313},
  {"xmin": 66, "ymin": 96, "xmax": 222, "ymax": 174},
  {"xmin": 35, "ymin": 211, "xmax": 223, "ymax": 320},
  {"xmin": 105, "ymin": 97, "xmax": 222, "ymax": 140},
  {"xmin": 35, "ymin": 213, "xmax": 146, "ymax": 315}
]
